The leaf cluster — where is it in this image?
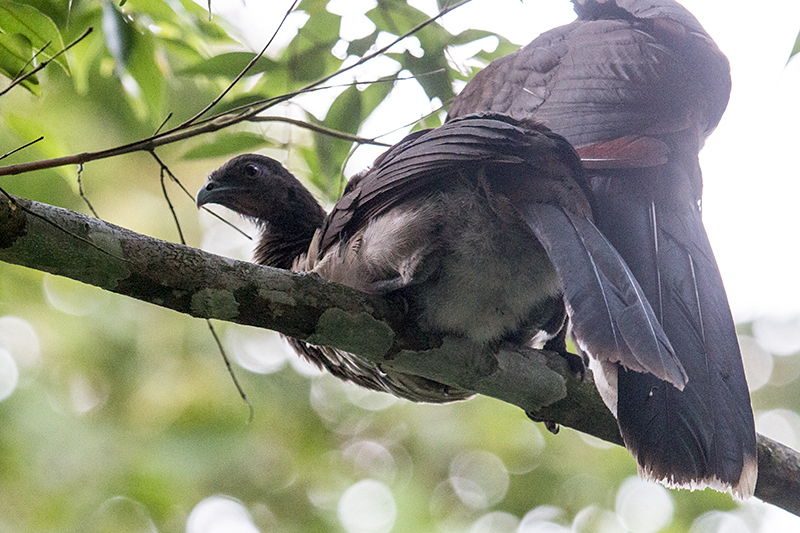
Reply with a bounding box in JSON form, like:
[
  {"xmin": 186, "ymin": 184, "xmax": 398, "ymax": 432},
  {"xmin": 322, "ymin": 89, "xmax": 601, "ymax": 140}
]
[{"xmin": 1, "ymin": 0, "xmax": 517, "ymax": 201}]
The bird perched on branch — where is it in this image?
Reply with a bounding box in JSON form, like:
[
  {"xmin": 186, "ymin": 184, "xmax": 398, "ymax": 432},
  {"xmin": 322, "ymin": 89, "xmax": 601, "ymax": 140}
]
[
  {"xmin": 196, "ymin": 114, "xmax": 683, "ymax": 415},
  {"xmin": 448, "ymin": 0, "xmax": 757, "ymax": 497}
]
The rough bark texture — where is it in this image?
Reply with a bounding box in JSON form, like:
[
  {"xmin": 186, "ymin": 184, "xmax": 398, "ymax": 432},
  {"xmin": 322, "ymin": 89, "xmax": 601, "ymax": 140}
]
[{"xmin": 1, "ymin": 194, "xmax": 798, "ymax": 514}]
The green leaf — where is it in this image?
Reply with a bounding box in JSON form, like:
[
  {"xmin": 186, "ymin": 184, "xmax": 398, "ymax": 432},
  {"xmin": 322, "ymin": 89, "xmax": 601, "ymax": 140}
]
[
  {"xmin": 3, "ymin": 113, "xmax": 73, "ymax": 182},
  {"xmin": 308, "ymin": 86, "xmax": 364, "ymax": 197},
  {"xmin": 282, "ymin": 3, "xmax": 341, "ymax": 85},
  {"xmin": 365, "ymin": 1, "xmax": 457, "ymax": 102},
  {"xmin": 101, "ymin": 1, "xmax": 136, "ymax": 70},
  {"xmin": 0, "ymin": 32, "xmax": 40, "ymax": 93},
  {"xmin": 359, "ymin": 78, "xmax": 394, "ymax": 116},
  {"xmin": 124, "ymin": 0, "xmax": 235, "ymax": 43},
  {"xmin": 182, "ymin": 132, "xmax": 272, "ymax": 159},
  {"xmin": 298, "ymin": 6, "xmax": 341, "ymax": 44},
  {"xmin": 401, "ymin": 48, "xmax": 453, "ymax": 102},
  {"xmin": 0, "ymin": 1, "xmax": 68, "ymax": 72},
  {"xmin": 325, "ymin": 85, "xmax": 363, "ymax": 135},
  {"xmin": 297, "ymin": 0, "xmax": 330, "ymax": 17},
  {"xmin": 287, "ymin": 43, "xmax": 337, "ymax": 83},
  {"xmin": 475, "ymin": 36, "xmax": 517, "ymax": 64},
  {"xmin": 156, "ymin": 36, "xmax": 206, "ymax": 69},
  {"xmin": 367, "ymin": 0, "xmax": 430, "ymax": 36},
  {"xmin": 789, "ymin": 29, "xmax": 800, "ymax": 64},
  {"xmin": 125, "ymin": 25, "xmax": 164, "ymax": 122},
  {"xmin": 178, "ymin": 52, "xmax": 280, "ymax": 78},
  {"xmin": 449, "ymin": 28, "xmax": 498, "ymax": 46},
  {"xmin": 347, "ymin": 30, "xmax": 378, "ymax": 57},
  {"xmin": 415, "ymin": 112, "xmax": 443, "ymax": 131},
  {"xmin": 247, "ymin": 64, "xmax": 290, "ymax": 99},
  {"xmin": 58, "ymin": 6, "xmax": 105, "ymax": 95}
]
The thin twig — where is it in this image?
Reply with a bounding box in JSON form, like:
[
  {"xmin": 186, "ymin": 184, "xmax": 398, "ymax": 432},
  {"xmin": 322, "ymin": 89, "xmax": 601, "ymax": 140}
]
[
  {"xmin": 293, "ymin": 1, "xmax": 470, "ymax": 97},
  {"xmin": 248, "ymin": 116, "xmax": 391, "ymax": 147},
  {"xmin": 76, "ymin": 164, "xmax": 99, "ymax": 217},
  {"xmin": 0, "ymin": 137, "xmax": 44, "ymax": 161},
  {"xmin": 203, "ymin": 70, "xmax": 441, "ymax": 129},
  {"xmin": 0, "ymin": 91, "xmax": 304, "ymax": 176},
  {"xmin": 12, "ymin": 41, "xmax": 51, "ymax": 80},
  {"xmin": 372, "ymin": 102, "xmax": 448, "ymax": 142},
  {"xmin": 147, "ymin": 151, "xmax": 254, "ymax": 421},
  {"xmin": 198, "ymin": 206, "xmax": 253, "ymax": 240},
  {"xmin": 149, "ymin": 150, "xmax": 252, "ymax": 240},
  {"xmin": 153, "ymin": 141, "xmax": 256, "ymax": 421},
  {"xmin": 150, "ymin": 153, "xmax": 186, "ymax": 244},
  {"xmin": 179, "ymin": 0, "xmax": 301, "ymax": 129},
  {"xmin": 223, "ymin": 0, "xmax": 473, "ymax": 124},
  {"xmin": 0, "ymin": 28, "xmax": 93, "ymax": 97},
  {"xmin": 0, "ymin": 81, "xmax": 387, "ymax": 177},
  {"xmin": 0, "ymin": 1, "xmax": 474, "ymax": 177},
  {"xmin": 207, "ymin": 320, "xmax": 254, "ymax": 424},
  {"xmin": 154, "ymin": 113, "xmax": 173, "ymax": 136}
]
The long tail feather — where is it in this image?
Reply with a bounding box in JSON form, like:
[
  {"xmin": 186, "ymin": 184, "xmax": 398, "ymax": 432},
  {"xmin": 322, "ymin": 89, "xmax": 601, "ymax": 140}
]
[
  {"xmin": 522, "ymin": 203, "xmax": 686, "ymax": 388},
  {"xmin": 594, "ymin": 180, "xmax": 757, "ymax": 497}
]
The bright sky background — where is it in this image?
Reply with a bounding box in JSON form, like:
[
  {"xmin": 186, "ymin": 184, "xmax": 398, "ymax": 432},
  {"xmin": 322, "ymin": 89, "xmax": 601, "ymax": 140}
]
[{"xmin": 210, "ymin": 0, "xmax": 800, "ymax": 323}]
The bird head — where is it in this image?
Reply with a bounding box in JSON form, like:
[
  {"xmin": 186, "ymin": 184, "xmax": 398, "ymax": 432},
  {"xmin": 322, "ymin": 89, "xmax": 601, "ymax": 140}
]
[{"xmin": 196, "ymin": 154, "xmax": 324, "ymax": 231}]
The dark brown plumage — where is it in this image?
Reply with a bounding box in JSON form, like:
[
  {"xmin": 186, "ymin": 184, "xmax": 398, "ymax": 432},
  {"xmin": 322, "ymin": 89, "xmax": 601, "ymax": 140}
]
[
  {"xmin": 197, "ymin": 114, "xmax": 682, "ymax": 410},
  {"xmin": 448, "ymin": 0, "xmax": 757, "ymax": 497}
]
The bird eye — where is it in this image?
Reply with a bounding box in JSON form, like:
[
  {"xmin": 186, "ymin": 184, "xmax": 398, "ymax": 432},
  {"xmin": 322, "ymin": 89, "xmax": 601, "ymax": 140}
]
[{"xmin": 244, "ymin": 163, "xmax": 259, "ymax": 177}]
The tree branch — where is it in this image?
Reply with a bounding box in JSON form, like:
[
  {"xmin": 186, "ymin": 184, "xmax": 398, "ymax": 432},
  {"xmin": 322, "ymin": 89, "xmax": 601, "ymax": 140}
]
[
  {"xmin": 1, "ymin": 194, "xmax": 798, "ymax": 515},
  {"xmin": 0, "ymin": 1, "xmax": 471, "ymax": 178}
]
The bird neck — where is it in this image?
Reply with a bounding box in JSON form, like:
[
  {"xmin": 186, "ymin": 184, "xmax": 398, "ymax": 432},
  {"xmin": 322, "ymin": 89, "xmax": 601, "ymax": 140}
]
[{"xmin": 254, "ymin": 196, "xmax": 325, "ymax": 269}]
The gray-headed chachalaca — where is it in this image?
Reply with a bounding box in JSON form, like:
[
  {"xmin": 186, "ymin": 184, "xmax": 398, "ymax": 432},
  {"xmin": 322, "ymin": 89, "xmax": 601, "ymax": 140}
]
[
  {"xmin": 197, "ymin": 0, "xmax": 756, "ymax": 499},
  {"xmin": 448, "ymin": 0, "xmax": 757, "ymax": 496},
  {"xmin": 196, "ymin": 113, "xmax": 682, "ymax": 418}
]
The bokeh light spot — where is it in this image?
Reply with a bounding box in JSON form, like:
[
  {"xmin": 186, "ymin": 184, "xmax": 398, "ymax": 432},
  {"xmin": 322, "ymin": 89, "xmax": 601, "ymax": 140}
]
[
  {"xmin": 738, "ymin": 335, "xmax": 773, "ymax": 392},
  {"xmin": 186, "ymin": 496, "xmax": 260, "ymax": 533},
  {"xmin": 470, "ymin": 511, "xmax": 519, "ymax": 533},
  {"xmin": 752, "ymin": 315, "xmax": 800, "ymax": 356},
  {"xmin": 337, "ymin": 479, "xmax": 397, "ymax": 533},
  {"xmin": 0, "ymin": 348, "xmax": 19, "ymax": 401},
  {"xmin": 573, "ymin": 505, "xmax": 625, "ymax": 533},
  {"xmin": 756, "ymin": 409, "xmax": 800, "ymax": 449},
  {"xmin": 89, "ymin": 496, "xmax": 157, "ymax": 533},
  {"xmin": 69, "ymin": 373, "xmax": 109, "ymax": 414},
  {"xmin": 0, "ymin": 315, "xmax": 41, "ymax": 368},
  {"xmin": 225, "ymin": 326, "xmax": 291, "ymax": 374},
  {"xmin": 449, "ymin": 450, "xmax": 509, "ymax": 509},
  {"xmin": 689, "ymin": 511, "xmax": 751, "ymax": 533},
  {"xmin": 42, "ymin": 273, "xmax": 100, "ymax": 316},
  {"xmin": 286, "ymin": 349, "xmax": 326, "ymax": 377},
  {"xmin": 518, "ymin": 506, "xmax": 569, "ymax": 533},
  {"xmin": 615, "ymin": 477, "xmax": 674, "ymax": 533},
  {"xmin": 342, "ymin": 440, "xmax": 397, "ymax": 483},
  {"xmin": 345, "ymin": 385, "xmax": 398, "ymax": 411},
  {"xmin": 503, "ymin": 421, "xmax": 546, "ymax": 474}
]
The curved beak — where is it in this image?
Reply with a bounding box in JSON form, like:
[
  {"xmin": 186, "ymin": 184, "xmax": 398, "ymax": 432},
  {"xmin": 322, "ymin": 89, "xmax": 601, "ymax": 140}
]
[
  {"xmin": 195, "ymin": 179, "xmax": 260, "ymax": 219},
  {"xmin": 196, "ymin": 180, "xmax": 242, "ymax": 209},
  {"xmin": 195, "ymin": 181, "xmax": 218, "ymax": 208}
]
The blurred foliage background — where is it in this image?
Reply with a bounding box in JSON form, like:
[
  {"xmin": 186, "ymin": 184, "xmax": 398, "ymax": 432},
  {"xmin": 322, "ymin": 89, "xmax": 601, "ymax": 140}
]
[{"xmin": 1, "ymin": 0, "xmax": 800, "ymax": 532}]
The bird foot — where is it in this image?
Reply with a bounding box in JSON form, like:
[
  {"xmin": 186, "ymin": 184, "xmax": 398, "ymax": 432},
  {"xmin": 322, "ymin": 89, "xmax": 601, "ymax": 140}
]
[
  {"xmin": 525, "ymin": 410, "xmax": 560, "ymax": 434},
  {"xmin": 560, "ymin": 350, "xmax": 586, "ymax": 379}
]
